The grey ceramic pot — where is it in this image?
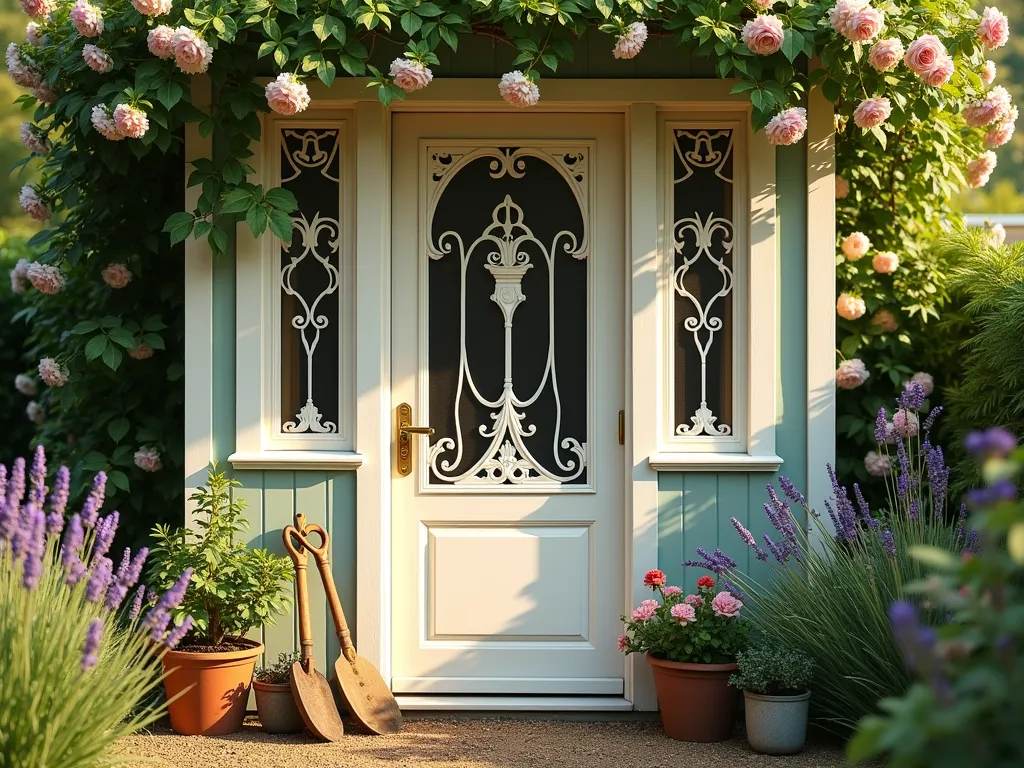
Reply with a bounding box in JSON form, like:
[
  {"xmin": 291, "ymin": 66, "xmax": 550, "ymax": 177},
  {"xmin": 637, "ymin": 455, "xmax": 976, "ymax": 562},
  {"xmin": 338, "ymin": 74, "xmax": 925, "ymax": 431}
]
[
  {"xmin": 743, "ymin": 690, "xmax": 811, "ymax": 755},
  {"xmin": 253, "ymin": 681, "xmax": 305, "ymax": 734}
]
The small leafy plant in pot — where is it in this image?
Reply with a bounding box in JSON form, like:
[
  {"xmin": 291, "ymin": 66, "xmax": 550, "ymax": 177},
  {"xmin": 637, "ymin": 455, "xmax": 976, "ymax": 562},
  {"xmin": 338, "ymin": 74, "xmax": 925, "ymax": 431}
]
[
  {"xmin": 620, "ymin": 570, "xmax": 747, "ymax": 742},
  {"xmin": 730, "ymin": 642, "xmax": 814, "ymax": 755},
  {"xmin": 253, "ymin": 652, "xmax": 304, "ymax": 734},
  {"xmin": 148, "ymin": 465, "xmax": 293, "ymax": 736}
]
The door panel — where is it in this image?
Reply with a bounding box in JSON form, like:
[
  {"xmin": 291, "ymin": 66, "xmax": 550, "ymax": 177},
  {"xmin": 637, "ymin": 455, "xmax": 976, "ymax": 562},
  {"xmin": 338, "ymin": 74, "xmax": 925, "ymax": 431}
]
[{"xmin": 391, "ymin": 113, "xmax": 625, "ymax": 696}]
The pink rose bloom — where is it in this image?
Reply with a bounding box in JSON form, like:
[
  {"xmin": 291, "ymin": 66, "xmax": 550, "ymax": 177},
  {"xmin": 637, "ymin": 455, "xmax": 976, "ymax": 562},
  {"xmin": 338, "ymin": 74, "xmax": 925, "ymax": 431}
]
[
  {"xmin": 389, "ymin": 58, "xmax": 432, "ymax": 93},
  {"xmin": 26, "ymin": 263, "xmax": 64, "ymax": 294},
  {"xmin": 129, "ymin": 343, "xmax": 154, "ymax": 360},
  {"xmin": 133, "ymin": 0, "xmax": 172, "ymax": 15},
  {"xmin": 872, "ymin": 251, "xmax": 899, "ymax": 273},
  {"xmin": 20, "ymin": 0, "xmax": 54, "ymax": 20},
  {"xmin": 841, "ymin": 231, "xmax": 870, "ymax": 260},
  {"xmin": 91, "ymin": 105, "xmax": 123, "ymax": 141},
  {"xmin": 742, "ymin": 15, "xmax": 784, "ymax": 56},
  {"xmin": 614, "ymin": 22, "xmax": 648, "ymax": 60},
  {"xmin": 847, "ymin": 7, "xmax": 884, "ymax": 42},
  {"xmin": 963, "ymin": 85, "xmax": 1012, "ymax": 127},
  {"xmin": 893, "ymin": 409, "xmax": 920, "ymax": 437},
  {"xmin": 38, "ymin": 357, "xmax": 67, "ymax": 387},
  {"xmin": 82, "ymin": 44, "xmax": 112, "ymax": 73},
  {"xmin": 14, "ymin": 373, "xmax": 37, "ymax": 396},
  {"xmin": 20, "ymin": 122, "xmax": 49, "ymax": 155},
  {"xmin": 7, "ymin": 43, "xmax": 42, "ymax": 88},
  {"xmin": 70, "ymin": 0, "xmax": 103, "ymax": 38},
  {"xmin": 921, "ymin": 55, "xmax": 954, "ymax": 87},
  {"xmin": 765, "ymin": 106, "xmax": 807, "ymax": 146},
  {"xmin": 868, "ymin": 38, "xmax": 904, "ymax": 72},
  {"xmin": 172, "ymin": 27, "xmax": 213, "ymax": 74},
  {"xmin": 617, "ymin": 633, "xmax": 629, "ymax": 652},
  {"xmin": 853, "ymin": 97, "xmax": 892, "ymax": 130},
  {"xmin": 662, "ymin": 585, "xmax": 683, "ymax": 597},
  {"xmin": 967, "ymin": 151, "xmax": 997, "ymax": 188},
  {"xmin": 872, "ymin": 309, "xmax": 898, "ymax": 332},
  {"xmin": 32, "ymin": 83, "xmax": 56, "ymax": 104},
  {"xmin": 904, "ymin": 35, "xmax": 953, "ymax": 86},
  {"xmin": 499, "ymin": 71, "xmax": 539, "ymax": 108},
  {"xmin": 755, "ymin": 0, "xmax": 772, "ymax": 7},
  {"xmin": 134, "ymin": 447, "xmax": 163, "ymax": 472},
  {"xmin": 102, "ymin": 263, "xmax": 132, "ymax": 288},
  {"xmin": 26, "ymin": 401, "xmax": 44, "ymax": 425},
  {"xmin": 630, "ymin": 599, "xmax": 659, "ymax": 622},
  {"xmin": 265, "ymin": 73, "xmax": 311, "ymax": 114},
  {"xmin": 835, "ymin": 359, "xmax": 870, "ymax": 389},
  {"xmin": 986, "ymin": 117, "xmax": 1015, "ymax": 148},
  {"xmin": 10, "ymin": 259, "xmax": 29, "ymax": 294},
  {"xmin": 670, "ymin": 603, "xmax": 697, "ymax": 625},
  {"xmin": 908, "ymin": 372, "xmax": 934, "ymax": 396},
  {"xmin": 836, "ymin": 176, "xmax": 849, "ymax": 198},
  {"xmin": 19, "ymin": 185, "xmax": 49, "ymax": 221},
  {"xmin": 711, "ymin": 591, "xmax": 743, "ymax": 618},
  {"xmin": 113, "ymin": 103, "xmax": 149, "ymax": 139},
  {"xmin": 683, "ymin": 594, "xmax": 704, "ymax": 608},
  {"xmin": 148, "ymin": 26, "xmax": 175, "ymax": 60},
  {"xmin": 978, "ymin": 6, "xmax": 1009, "ymax": 50},
  {"xmin": 864, "ymin": 451, "xmax": 891, "ymax": 477},
  {"xmin": 983, "ymin": 60, "xmax": 997, "ymax": 85},
  {"xmin": 836, "ymin": 293, "xmax": 866, "ymax": 321},
  {"xmin": 827, "ymin": 0, "xmax": 865, "ymax": 38},
  {"xmin": 987, "ymin": 221, "xmax": 1007, "ymax": 245},
  {"xmin": 26, "ymin": 22, "xmax": 45, "ymax": 47}
]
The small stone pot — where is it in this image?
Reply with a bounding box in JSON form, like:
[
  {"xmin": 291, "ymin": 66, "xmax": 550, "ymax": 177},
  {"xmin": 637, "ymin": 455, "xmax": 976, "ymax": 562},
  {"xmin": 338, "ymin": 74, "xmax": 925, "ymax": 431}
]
[
  {"xmin": 646, "ymin": 653, "xmax": 739, "ymax": 743},
  {"xmin": 253, "ymin": 680, "xmax": 306, "ymax": 734},
  {"xmin": 743, "ymin": 690, "xmax": 811, "ymax": 755}
]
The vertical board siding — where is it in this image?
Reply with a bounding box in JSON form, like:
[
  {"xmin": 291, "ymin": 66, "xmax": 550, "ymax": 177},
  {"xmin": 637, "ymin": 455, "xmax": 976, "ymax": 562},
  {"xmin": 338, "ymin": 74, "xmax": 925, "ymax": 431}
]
[{"xmin": 657, "ymin": 145, "xmax": 810, "ymax": 595}]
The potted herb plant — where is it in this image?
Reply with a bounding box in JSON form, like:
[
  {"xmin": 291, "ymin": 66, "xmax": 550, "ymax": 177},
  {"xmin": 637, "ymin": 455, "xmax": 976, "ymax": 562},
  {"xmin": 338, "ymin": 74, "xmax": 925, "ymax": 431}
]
[
  {"xmin": 253, "ymin": 651, "xmax": 304, "ymax": 734},
  {"xmin": 148, "ymin": 465, "xmax": 293, "ymax": 736},
  {"xmin": 619, "ymin": 571, "xmax": 747, "ymax": 742},
  {"xmin": 730, "ymin": 642, "xmax": 814, "ymax": 755}
]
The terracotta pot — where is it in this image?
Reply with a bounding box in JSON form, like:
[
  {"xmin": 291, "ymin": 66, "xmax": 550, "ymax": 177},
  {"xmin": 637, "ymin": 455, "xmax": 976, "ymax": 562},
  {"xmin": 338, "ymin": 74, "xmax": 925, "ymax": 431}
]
[
  {"xmin": 253, "ymin": 680, "xmax": 305, "ymax": 734},
  {"xmin": 162, "ymin": 637, "xmax": 264, "ymax": 736},
  {"xmin": 646, "ymin": 653, "xmax": 739, "ymax": 743}
]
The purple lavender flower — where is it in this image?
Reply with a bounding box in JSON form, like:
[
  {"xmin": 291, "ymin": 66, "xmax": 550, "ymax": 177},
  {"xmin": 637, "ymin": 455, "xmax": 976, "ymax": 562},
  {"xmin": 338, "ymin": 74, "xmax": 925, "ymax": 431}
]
[
  {"xmin": 85, "ymin": 557, "xmax": 113, "ymax": 603},
  {"xmin": 853, "ymin": 483, "xmax": 877, "ymax": 528},
  {"xmin": 762, "ymin": 533, "xmax": 790, "ymax": 564},
  {"xmin": 45, "ymin": 510, "xmax": 64, "ymax": 537},
  {"xmin": 115, "ymin": 548, "xmax": 131, "ymax": 582},
  {"xmin": 129, "ymin": 584, "xmax": 147, "ymax": 621},
  {"xmin": 922, "ymin": 406, "xmax": 943, "ymax": 434},
  {"xmin": 954, "ymin": 504, "xmax": 968, "ymax": 546},
  {"xmin": 899, "ymin": 382, "xmax": 926, "ymax": 411},
  {"xmin": 48, "ymin": 465, "xmax": 69, "ymax": 518},
  {"xmin": 896, "ymin": 439, "xmax": 911, "ymax": 500},
  {"xmin": 20, "ymin": 505, "xmax": 46, "ymax": 589},
  {"xmin": 965, "ymin": 427, "xmax": 1017, "ymax": 459},
  {"xmin": 80, "ymin": 471, "xmax": 107, "ymax": 527},
  {"xmin": 80, "ymin": 497, "xmax": 98, "ymax": 529},
  {"xmin": 151, "ymin": 568, "xmax": 194, "ymax": 614},
  {"xmin": 926, "ymin": 444, "xmax": 949, "ymax": 517},
  {"xmin": 7, "ymin": 457, "xmax": 25, "ymax": 509},
  {"xmin": 145, "ymin": 588, "xmax": 158, "ymax": 605},
  {"xmin": 62, "ymin": 515, "xmax": 87, "ymax": 585},
  {"xmin": 909, "ymin": 499, "xmax": 919, "ymax": 520},
  {"xmin": 81, "ymin": 618, "xmax": 104, "ymax": 671},
  {"xmin": 964, "ymin": 530, "xmax": 982, "ymax": 556},
  {"xmin": 0, "ymin": 463, "xmax": 7, "ymax": 501},
  {"xmin": 766, "ymin": 484, "xmax": 784, "ymax": 513},
  {"xmin": 122, "ymin": 547, "xmax": 147, "ymax": 587},
  {"xmin": 28, "ymin": 445, "xmax": 46, "ymax": 507},
  {"xmin": 966, "ymin": 480, "xmax": 1017, "ymax": 507},
  {"xmin": 721, "ymin": 581, "xmax": 748, "ymax": 601},
  {"xmin": 165, "ymin": 616, "xmax": 194, "ymax": 649},
  {"xmin": 880, "ymin": 528, "xmax": 896, "ymax": 558},
  {"xmin": 105, "ymin": 581, "xmax": 129, "ymax": 613},
  {"xmin": 684, "ymin": 548, "xmax": 736, "ymax": 575},
  {"xmin": 730, "ymin": 517, "xmax": 768, "ymax": 561},
  {"xmin": 778, "ymin": 476, "xmax": 806, "ymax": 507},
  {"xmin": 874, "ymin": 408, "xmax": 890, "ymax": 443},
  {"xmin": 826, "ymin": 465, "xmax": 858, "ymax": 541},
  {"xmin": 889, "ymin": 600, "xmax": 936, "ymax": 672},
  {"xmin": 92, "ymin": 512, "xmax": 119, "ymax": 560}
]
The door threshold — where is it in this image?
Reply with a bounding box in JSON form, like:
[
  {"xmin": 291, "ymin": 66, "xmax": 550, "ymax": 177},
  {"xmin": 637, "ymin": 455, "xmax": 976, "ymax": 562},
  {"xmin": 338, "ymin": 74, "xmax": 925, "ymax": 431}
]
[{"xmin": 395, "ymin": 695, "xmax": 634, "ymax": 712}]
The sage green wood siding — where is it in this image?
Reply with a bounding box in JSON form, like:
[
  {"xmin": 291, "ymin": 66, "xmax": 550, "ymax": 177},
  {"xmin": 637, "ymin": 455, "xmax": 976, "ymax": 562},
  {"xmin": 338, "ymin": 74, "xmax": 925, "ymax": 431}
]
[{"xmin": 657, "ymin": 144, "xmax": 809, "ymax": 589}]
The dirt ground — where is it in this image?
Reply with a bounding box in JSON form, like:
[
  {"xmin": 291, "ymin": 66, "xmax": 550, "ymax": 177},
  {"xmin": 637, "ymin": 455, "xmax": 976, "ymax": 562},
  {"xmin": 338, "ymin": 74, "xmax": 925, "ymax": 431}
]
[{"xmin": 118, "ymin": 716, "xmax": 853, "ymax": 768}]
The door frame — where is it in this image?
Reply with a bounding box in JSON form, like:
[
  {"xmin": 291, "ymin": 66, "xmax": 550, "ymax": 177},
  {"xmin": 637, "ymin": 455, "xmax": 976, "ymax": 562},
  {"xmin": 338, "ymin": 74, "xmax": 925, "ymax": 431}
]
[{"xmin": 337, "ymin": 79, "xmax": 757, "ymax": 711}]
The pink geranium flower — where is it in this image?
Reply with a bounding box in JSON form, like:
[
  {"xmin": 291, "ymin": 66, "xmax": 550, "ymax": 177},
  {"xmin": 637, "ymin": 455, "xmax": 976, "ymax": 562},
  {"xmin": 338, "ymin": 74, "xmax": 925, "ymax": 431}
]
[
  {"xmin": 498, "ymin": 71, "xmax": 539, "ymax": 108},
  {"xmin": 26, "ymin": 263, "xmax": 64, "ymax": 294},
  {"xmin": 630, "ymin": 599, "xmax": 659, "ymax": 622},
  {"xmin": 978, "ymin": 7, "xmax": 1010, "ymax": 50},
  {"xmin": 20, "ymin": 0, "xmax": 54, "ymax": 19},
  {"xmin": 19, "ymin": 185, "xmax": 49, "ymax": 221},
  {"xmin": 683, "ymin": 594, "xmax": 704, "ymax": 608},
  {"xmin": 82, "ymin": 44, "xmax": 112, "ymax": 73},
  {"xmin": 7, "ymin": 43, "xmax": 42, "ymax": 88},
  {"xmin": 70, "ymin": 0, "xmax": 103, "ymax": 38},
  {"xmin": 613, "ymin": 22, "xmax": 648, "ymax": 60},
  {"xmin": 711, "ymin": 591, "xmax": 743, "ymax": 618},
  {"xmin": 967, "ymin": 151, "xmax": 998, "ymax": 188},
  {"xmin": 25, "ymin": 22, "xmax": 45, "ymax": 47},
  {"xmin": 113, "ymin": 104, "xmax": 150, "ymax": 139},
  {"xmin": 20, "ymin": 122, "xmax": 49, "ymax": 155},
  {"xmin": 662, "ymin": 586, "xmax": 683, "ymax": 597},
  {"xmin": 670, "ymin": 603, "xmax": 696, "ymax": 625},
  {"xmin": 38, "ymin": 358, "xmax": 67, "ymax": 387},
  {"xmin": 765, "ymin": 107, "xmax": 807, "ymax": 146},
  {"xmin": 742, "ymin": 15, "xmax": 784, "ymax": 56},
  {"xmin": 617, "ymin": 633, "xmax": 629, "ymax": 652},
  {"xmin": 985, "ymin": 109, "xmax": 1016, "ymax": 148},
  {"xmin": 91, "ymin": 105, "xmax": 123, "ymax": 141}
]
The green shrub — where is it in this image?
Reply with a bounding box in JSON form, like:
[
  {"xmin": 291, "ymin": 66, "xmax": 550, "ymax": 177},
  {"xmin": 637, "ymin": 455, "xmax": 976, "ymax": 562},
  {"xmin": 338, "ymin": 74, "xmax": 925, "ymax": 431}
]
[
  {"xmin": 730, "ymin": 643, "xmax": 814, "ymax": 697},
  {"xmin": 0, "ymin": 231, "xmax": 34, "ymax": 461},
  {"xmin": 255, "ymin": 651, "xmax": 300, "ymax": 684}
]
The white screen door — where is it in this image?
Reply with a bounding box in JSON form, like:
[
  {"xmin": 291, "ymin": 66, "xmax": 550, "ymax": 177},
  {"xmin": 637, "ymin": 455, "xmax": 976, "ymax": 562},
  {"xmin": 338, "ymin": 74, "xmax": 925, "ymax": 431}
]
[{"xmin": 391, "ymin": 112, "xmax": 625, "ymax": 697}]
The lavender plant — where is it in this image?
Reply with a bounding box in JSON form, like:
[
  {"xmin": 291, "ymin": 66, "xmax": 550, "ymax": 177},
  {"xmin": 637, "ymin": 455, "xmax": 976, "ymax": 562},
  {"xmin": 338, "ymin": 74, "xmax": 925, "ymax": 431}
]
[
  {"xmin": 0, "ymin": 446, "xmax": 190, "ymax": 768},
  {"xmin": 685, "ymin": 382, "xmax": 967, "ymax": 732}
]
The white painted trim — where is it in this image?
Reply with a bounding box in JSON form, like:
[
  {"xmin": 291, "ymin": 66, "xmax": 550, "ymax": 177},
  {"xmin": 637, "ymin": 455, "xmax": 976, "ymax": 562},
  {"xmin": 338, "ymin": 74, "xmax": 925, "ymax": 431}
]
[
  {"xmin": 806, "ymin": 87, "xmax": 837, "ymax": 545},
  {"xmin": 627, "ymin": 103, "xmax": 660, "ymax": 712},
  {"xmin": 226, "ymin": 451, "xmax": 365, "ymax": 470},
  {"xmin": 353, "ymin": 101, "xmax": 391, "ymax": 678},
  {"xmin": 183, "ymin": 75, "xmax": 213, "ymax": 529},
  {"xmin": 393, "ymin": 677, "xmax": 624, "ymax": 695},
  {"xmin": 648, "ymin": 453, "xmax": 783, "ymax": 472},
  {"xmin": 395, "ymin": 695, "xmax": 634, "ymax": 712}
]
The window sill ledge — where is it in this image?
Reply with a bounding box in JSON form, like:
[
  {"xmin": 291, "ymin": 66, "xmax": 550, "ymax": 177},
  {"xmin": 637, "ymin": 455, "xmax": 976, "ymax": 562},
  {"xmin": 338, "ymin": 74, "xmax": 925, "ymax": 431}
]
[
  {"xmin": 227, "ymin": 451, "xmax": 366, "ymax": 471},
  {"xmin": 648, "ymin": 453, "xmax": 784, "ymax": 472}
]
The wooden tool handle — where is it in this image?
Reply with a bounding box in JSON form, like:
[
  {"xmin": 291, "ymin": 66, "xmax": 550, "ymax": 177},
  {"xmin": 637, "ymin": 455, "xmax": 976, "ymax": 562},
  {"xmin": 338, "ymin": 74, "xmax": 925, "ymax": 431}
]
[
  {"xmin": 283, "ymin": 524, "xmax": 315, "ymax": 672},
  {"xmin": 295, "ymin": 517, "xmax": 357, "ymax": 664}
]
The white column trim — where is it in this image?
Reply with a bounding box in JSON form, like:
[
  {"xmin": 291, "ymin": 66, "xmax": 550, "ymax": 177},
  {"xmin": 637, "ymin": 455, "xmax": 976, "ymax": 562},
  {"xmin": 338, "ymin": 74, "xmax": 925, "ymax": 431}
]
[{"xmin": 806, "ymin": 88, "xmax": 837, "ymax": 544}]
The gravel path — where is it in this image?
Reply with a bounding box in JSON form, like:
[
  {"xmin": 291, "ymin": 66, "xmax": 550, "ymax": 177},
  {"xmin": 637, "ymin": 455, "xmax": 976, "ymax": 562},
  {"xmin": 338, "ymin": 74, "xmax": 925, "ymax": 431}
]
[{"xmin": 118, "ymin": 717, "xmax": 852, "ymax": 767}]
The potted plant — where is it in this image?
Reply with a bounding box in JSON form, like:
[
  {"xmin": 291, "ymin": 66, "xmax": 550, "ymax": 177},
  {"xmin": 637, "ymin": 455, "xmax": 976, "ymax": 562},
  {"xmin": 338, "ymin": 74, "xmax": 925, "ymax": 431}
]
[
  {"xmin": 148, "ymin": 465, "xmax": 293, "ymax": 736},
  {"xmin": 619, "ymin": 571, "xmax": 747, "ymax": 742},
  {"xmin": 253, "ymin": 652, "xmax": 305, "ymax": 734},
  {"xmin": 730, "ymin": 642, "xmax": 814, "ymax": 755}
]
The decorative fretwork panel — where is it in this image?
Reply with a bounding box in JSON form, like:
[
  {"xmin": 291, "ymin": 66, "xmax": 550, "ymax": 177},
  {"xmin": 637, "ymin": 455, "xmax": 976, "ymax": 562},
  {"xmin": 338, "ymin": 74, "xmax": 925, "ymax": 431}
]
[
  {"xmin": 671, "ymin": 129, "xmax": 735, "ymax": 438},
  {"xmin": 425, "ymin": 146, "xmax": 590, "ymax": 488},
  {"xmin": 278, "ymin": 128, "xmax": 342, "ymax": 435}
]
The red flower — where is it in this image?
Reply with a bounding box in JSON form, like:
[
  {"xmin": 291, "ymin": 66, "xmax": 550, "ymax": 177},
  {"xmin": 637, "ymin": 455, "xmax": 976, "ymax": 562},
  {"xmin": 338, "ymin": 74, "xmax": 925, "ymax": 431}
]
[
  {"xmin": 643, "ymin": 569, "xmax": 666, "ymax": 588},
  {"xmin": 697, "ymin": 576, "xmax": 716, "ymax": 590}
]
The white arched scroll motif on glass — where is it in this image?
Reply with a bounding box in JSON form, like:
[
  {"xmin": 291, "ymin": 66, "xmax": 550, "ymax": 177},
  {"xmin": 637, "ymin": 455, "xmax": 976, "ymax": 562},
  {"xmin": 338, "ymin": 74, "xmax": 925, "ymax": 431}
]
[
  {"xmin": 424, "ymin": 147, "xmax": 591, "ymax": 488},
  {"xmin": 279, "ymin": 128, "xmax": 342, "ymax": 435},
  {"xmin": 671, "ymin": 129, "xmax": 735, "ymax": 438}
]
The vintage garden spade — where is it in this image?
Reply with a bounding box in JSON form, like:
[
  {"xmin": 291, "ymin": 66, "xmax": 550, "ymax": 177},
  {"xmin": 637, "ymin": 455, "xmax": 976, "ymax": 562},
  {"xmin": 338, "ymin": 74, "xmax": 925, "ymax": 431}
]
[
  {"xmin": 282, "ymin": 521, "xmax": 345, "ymax": 742},
  {"xmin": 293, "ymin": 514, "xmax": 404, "ymax": 735}
]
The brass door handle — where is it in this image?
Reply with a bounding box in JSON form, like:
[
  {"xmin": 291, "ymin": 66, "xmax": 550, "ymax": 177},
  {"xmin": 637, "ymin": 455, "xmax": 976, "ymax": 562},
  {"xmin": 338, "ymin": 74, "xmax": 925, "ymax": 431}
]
[{"xmin": 396, "ymin": 402, "xmax": 434, "ymax": 476}]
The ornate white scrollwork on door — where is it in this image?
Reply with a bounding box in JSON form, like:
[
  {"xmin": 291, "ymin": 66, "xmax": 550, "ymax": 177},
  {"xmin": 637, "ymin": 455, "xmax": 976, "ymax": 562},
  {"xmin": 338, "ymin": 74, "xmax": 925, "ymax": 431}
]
[
  {"xmin": 672, "ymin": 129, "xmax": 735, "ymax": 438},
  {"xmin": 425, "ymin": 147, "xmax": 590, "ymax": 487}
]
